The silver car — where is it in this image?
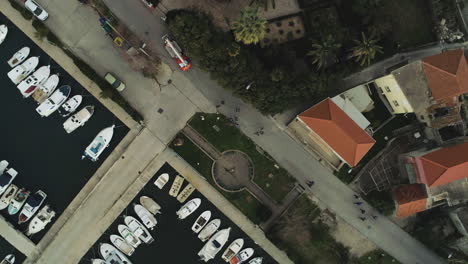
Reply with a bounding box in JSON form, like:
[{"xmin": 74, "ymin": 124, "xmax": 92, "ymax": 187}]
[
  {"xmin": 104, "ymin": 73, "xmax": 126, "ymax": 92},
  {"xmin": 25, "ymin": 0, "xmax": 49, "ymax": 21}
]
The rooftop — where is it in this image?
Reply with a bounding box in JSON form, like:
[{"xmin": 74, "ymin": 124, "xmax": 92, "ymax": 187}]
[{"xmin": 393, "ymin": 184, "xmax": 428, "ymax": 218}]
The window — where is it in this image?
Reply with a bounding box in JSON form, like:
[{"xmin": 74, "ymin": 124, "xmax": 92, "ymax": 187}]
[
  {"xmin": 392, "ymin": 100, "xmax": 399, "ymax": 107},
  {"xmin": 385, "ymin": 86, "xmax": 391, "ymax": 92}
]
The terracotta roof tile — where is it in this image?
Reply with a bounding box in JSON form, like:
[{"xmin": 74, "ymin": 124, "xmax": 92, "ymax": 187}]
[
  {"xmin": 393, "ymin": 184, "xmax": 428, "ymax": 218},
  {"xmin": 298, "ymin": 98, "xmax": 375, "ymax": 167}
]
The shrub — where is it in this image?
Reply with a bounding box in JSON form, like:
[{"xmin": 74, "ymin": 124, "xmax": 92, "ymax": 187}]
[{"xmin": 8, "ymin": 0, "xmax": 33, "ymax": 20}]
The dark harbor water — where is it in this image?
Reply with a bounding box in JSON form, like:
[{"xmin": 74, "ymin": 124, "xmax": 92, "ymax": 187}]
[
  {"xmin": 80, "ymin": 163, "xmax": 277, "ymax": 264},
  {"xmin": 0, "ymin": 235, "xmax": 25, "ymax": 263},
  {"xmin": 0, "ymin": 11, "xmax": 129, "ymax": 245}
]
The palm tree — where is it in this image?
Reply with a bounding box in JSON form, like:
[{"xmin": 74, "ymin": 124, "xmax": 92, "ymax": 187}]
[
  {"xmin": 348, "ymin": 32, "xmax": 383, "ymax": 66},
  {"xmin": 232, "ymin": 8, "xmax": 267, "ymax": 45},
  {"xmin": 250, "ymin": 0, "xmax": 276, "ymax": 10},
  {"xmin": 307, "ymin": 35, "xmax": 342, "ymax": 69}
]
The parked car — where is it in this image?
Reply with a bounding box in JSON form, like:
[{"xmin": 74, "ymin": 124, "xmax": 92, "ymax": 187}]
[
  {"xmin": 25, "ymin": 0, "xmax": 49, "ymax": 21},
  {"xmin": 104, "ymin": 73, "xmax": 126, "ymax": 92}
]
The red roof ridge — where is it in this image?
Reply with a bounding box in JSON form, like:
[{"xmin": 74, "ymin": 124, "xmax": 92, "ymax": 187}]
[{"xmin": 421, "ymin": 61, "xmax": 458, "ymax": 78}]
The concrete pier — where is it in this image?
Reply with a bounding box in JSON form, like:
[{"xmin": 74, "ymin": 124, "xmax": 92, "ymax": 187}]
[{"xmin": 0, "ymin": 215, "xmax": 35, "ymax": 257}]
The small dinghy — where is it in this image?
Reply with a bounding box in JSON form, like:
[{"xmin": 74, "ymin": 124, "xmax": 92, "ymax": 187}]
[
  {"xmin": 18, "ymin": 190, "xmax": 47, "ymax": 224},
  {"xmin": 177, "ymin": 183, "xmax": 195, "ymax": 203},
  {"xmin": 198, "ymin": 228, "xmax": 231, "ymax": 262},
  {"xmin": 248, "ymin": 257, "xmax": 263, "ymax": 264},
  {"xmin": 229, "ymin": 248, "xmax": 254, "ymax": 264},
  {"xmin": 0, "ymin": 184, "xmax": 18, "ymax": 210},
  {"xmin": 117, "ymin": 224, "xmax": 141, "ymax": 248},
  {"xmin": 99, "ymin": 243, "xmax": 132, "ymax": 264},
  {"xmin": 26, "ymin": 204, "xmax": 55, "ymax": 236},
  {"xmin": 58, "ymin": 95, "xmax": 82, "ymax": 117},
  {"xmin": 198, "ymin": 219, "xmax": 221, "ymax": 242},
  {"xmin": 192, "ymin": 210, "xmax": 211, "ymax": 233},
  {"xmin": 8, "ymin": 188, "xmax": 29, "ymax": 215},
  {"xmin": 169, "ymin": 175, "xmax": 184, "ymax": 197},
  {"xmin": 91, "ymin": 259, "xmax": 105, "ymax": 264},
  {"xmin": 8, "ymin": 47, "xmax": 30, "ymax": 67},
  {"xmin": 82, "ymin": 125, "xmax": 115, "ymax": 162},
  {"xmin": 36, "ymin": 85, "xmax": 71, "ymax": 117},
  {"xmin": 17, "ymin": 65, "xmax": 50, "ymax": 97},
  {"xmin": 32, "ymin": 74, "xmax": 59, "ymax": 104},
  {"xmin": 134, "ymin": 204, "xmax": 157, "ymax": 230},
  {"xmin": 154, "ymin": 173, "xmax": 169, "ymax": 189},
  {"xmin": 124, "ymin": 216, "xmax": 154, "ymax": 244},
  {"xmin": 110, "ymin": 234, "xmax": 135, "ymax": 256},
  {"xmin": 0, "ymin": 167, "xmax": 18, "ymax": 196},
  {"xmin": 176, "ymin": 198, "xmax": 201, "ymax": 220},
  {"xmin": 0, "ymin": 254, "xmax": 15, "ymax": 264},
  {"xmin": 7, "ymin": 56, "xmax": 39, "ymax": 84},
  {"xmin": 63, "ymin": 105, "xmax": 95, "ymax": 134},
  {"xmin": 0, "ymin": 25, "xmax": 8, "ymax": 45},
  {"xmin": 140, "ymin": 196, "xmax": 161, "ymax": 215},
  {"xmin": 222, "ymin": 238, "xmax": 244, "ymax": 262}
]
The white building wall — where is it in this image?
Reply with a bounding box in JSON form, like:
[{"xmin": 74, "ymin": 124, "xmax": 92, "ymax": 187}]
[{"xmin": 374, "ymin": 75, "xmax": 414, "ymax": 114}]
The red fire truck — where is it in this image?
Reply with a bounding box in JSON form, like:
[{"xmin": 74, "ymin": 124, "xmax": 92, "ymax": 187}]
[{"xmin": 162, "ymin": 35, "xmax": 192, "ymax": 71}]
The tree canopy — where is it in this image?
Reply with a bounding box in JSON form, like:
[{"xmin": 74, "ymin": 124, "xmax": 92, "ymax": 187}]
[{"xmin": 232, "ymin": 8, "xmax": 267, "ymax": 45}]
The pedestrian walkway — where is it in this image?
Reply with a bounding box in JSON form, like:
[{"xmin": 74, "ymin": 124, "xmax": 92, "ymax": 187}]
[{"xmin": 0, "ymin": 216, "xmax": 35, "ymax": 257}]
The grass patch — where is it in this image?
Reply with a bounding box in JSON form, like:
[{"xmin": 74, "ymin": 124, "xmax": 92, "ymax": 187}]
[
  {"xmin": 355, "ymin": 249, "xmax": 400, "ymax": 264},
  {"xmin": 171, "ymin": 133, "xmax": 271, "ymax": 224},
  {"xmin": 268, "ymin": 195, "xmax": 351, "ymax": 264},
  {"xmin": 188, "ymin": 113, "xmax": 296, "ymax": 203}
]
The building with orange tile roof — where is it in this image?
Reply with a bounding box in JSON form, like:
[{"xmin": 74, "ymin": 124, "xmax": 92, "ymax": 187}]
[{"xmin": 393, "ymin": 184, "xmax": 428, "ymax": 218}]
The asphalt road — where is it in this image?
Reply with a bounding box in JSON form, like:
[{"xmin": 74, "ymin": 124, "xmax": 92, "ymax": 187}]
[{"xmin": 25, "ymin": 0, "xmax": 446, "ymax": 263}]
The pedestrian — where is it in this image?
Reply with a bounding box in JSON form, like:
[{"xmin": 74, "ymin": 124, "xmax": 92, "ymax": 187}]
[
  {"xmin": 359, "ymin": 216, "xmax": 366, "ymax": 221},
  {"xmin": 353, "ymin": 194, "xmax": 360, "ymax": 199},
  {"xmin": 354, "ymin": 202, "xmax": 363, "ymax": 206},
  {"xmin": 372, "ymin": 215, "xmax": 378, "ymax": 220},
  {"xmin": 254, "ymin": 131, "xmax": 260, "ymax": 136},
  {"xmin": 360, "ymin": 209, "xmax": 366, "ymax": 214}
]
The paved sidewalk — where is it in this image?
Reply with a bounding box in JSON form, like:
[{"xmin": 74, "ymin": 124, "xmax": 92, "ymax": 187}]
[{"xmin": 0, "ymin": 216, "xmax": 35, "ymax": 257}]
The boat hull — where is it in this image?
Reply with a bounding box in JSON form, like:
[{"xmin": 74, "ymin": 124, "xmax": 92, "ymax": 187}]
[
  {"xmin": 0, "ymin": 184, "xmax": 18, "ymax": 210},
  {"xmin": 8, "ymin": 47, "xmax": 30, "ymax": 68},
  {"xmin": 8, "ymin": 188, "xmax": 29, "ymax": 215},
  {"xmin": 82, "ymin": 125, "xmax": 115, "ymax": 162}
]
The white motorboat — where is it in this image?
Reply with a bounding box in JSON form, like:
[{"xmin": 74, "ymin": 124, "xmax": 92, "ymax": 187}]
[
  {"xmin": 134, "ymin": 204, "xmax": 157, "ymax": 230},
  {"xmin": 99, "ymin": 243, "xmax": 132, "ymax": 264},
  {"xmin": 0, "ymin": 25, "xmax": 8, "ymax": 45},
  {"xmin": 176, "ymin": 198, "xmax": 201, "ymax": 220},
  {"xmin": 198, "ymin": 228, "xmax": 231, "ymax": 262},
  {"xmin": 229, "ymin": 248, "xmax": 254, "ymax": 264},
  {"xmin": 169, "ymin": 175, "xmax": 184, "ymax": 197},
  {"xmin": 17, "ymin": 65, "xmax": 50, "ymax": 97},
  {"xmin": 110, "ymin": 234, "xmax": 135, "ymax": 256},
  {"xmin": 32, "ymin": 74, "xmax": 59, "ymax": 104},
  {"xmin": 58, "ymin": 95, "xmax": 82, "ymax": 117},
  {"xmin": 63, "ymin": 105, "xmax": 95, "ymax": 134},
  {"xmin": 222, "ymin": 238, "xmax": 244, "ymax": 262},
  {"xmin": 139, "ymin": 196, "xmax": 161, "ymax": 215},
  {"xmin": 8, "ymin": 47, "xmax": 30, "ymax": 67},
  {"xmin": 248, "ymin": 257, "xmax": 263, "ymax": 264},
  {"xmin": 0, "ymin": 184, "xmax": 18, "ymax": 210},
  {"xmin": 18, "ymin": 190, "xmax": 47, "ymax": 224},
  {"xmin": 0, "ymin": 166, "xmax": 18, "ymax": 196},
  {"xmin": 124, "ymin": 216, "xmax": 154, "ymax": 244},
  {"xmin": 0, "ymin": 254, "xmax": 14, "ymax": 264},
  {"xmin": 177, "ymin": 183, "xmax": 195, "ymax": 203},
  {"xmin": 117, "ymin": 224, "xmax": 141, "ymax": 248},
  {"xmin": 0, "ymin": 161, "xmax": 8, "ymax": 173},
  {"xmin": 192, "ymin": 210, "xmax": 211, "ymax": 233},
  {"xmin": 8, "ymin": 188, "xmax": 29, "ymax": 215},
  {"xmin": 25, "ymin": 204, "xmax": 55, "ymax": 236},
  {"xmin": 198, "ymin": 218, "xmax": 221, "ymax": 242},
  {"xmin": 36, "ymin": 85, "xmax": 71, "ymax": 117},
  {"xmin": 82, "ymin": 125, "xmax": 115, "ymax": 162},
  {"xmin": 7, "ymin": 56, "xmax": 39, "ymax": 84},
  {"xmin": 91, "ymin": 259, "xmax": 105, "ymax": 264},
  {"xmin": 154, "ymin": 173, "xmax": 169, "ymax": 189}
]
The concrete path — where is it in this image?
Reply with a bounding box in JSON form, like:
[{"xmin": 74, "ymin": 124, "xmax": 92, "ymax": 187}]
[
  {"xmin": 181, "ymin": 126, "xmax": 221, "ymax": 159},
  {"xmin": 0, "ymin": 216, "xmax": 35, "ymax": 257}
]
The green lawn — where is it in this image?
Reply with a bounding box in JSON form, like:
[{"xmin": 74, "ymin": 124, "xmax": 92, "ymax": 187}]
[
  {"xmin": 189, "ymin": 113, "xmax": 296, "ymax": 203},
  {"xmin": 171, "ymin": 133, "xmax": 271, "ymax": 224}
]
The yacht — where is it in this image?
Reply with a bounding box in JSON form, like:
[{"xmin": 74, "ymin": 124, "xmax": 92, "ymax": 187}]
[
  {"xmin": 169, "ymin": 175, "xmax": 184, "ymax": 197},
  {"xmin": 177, "ymin": 183, "xmax": 195, "ymax": 203},
  {"xmin": 229, "ymin": 248, "xmax": 254, "ymax": 264},
  {"xmin": 139, "ymin": 196, "xmax": 161, "ymax": 215},
  {"xmin": 17, "ymin": 65, "xmax": 50, "ymax": 97},
  {"xmin": 248, "ymin": 257, "xmax": 263, "ymax": 264},
  {"xmin": 63, "ymin": 105, "xmax": 95, "ymax": 134},
  {"xmin": 91, "ymin": 259, "xmax": 105, "ymax": 264},
  {"xmin": 134, "ymin": 204, "xmax": 157, "ymax": 230},
  {"xmin": 26, "ymin": 204, "xmax": 55, "ymax": 236},
  {"xmin": 36, "ymin": 85, "xmax": 71, "ymax": 117},
  {"xmin": 0, "ymin": 254, "xmax": 14, "ymax": 264},
  {"xmin": 8, "ymin": 47, "xmax": 30, "ymax": 67},
  {"xmin": 0, "ymin": 184, "xmax": 18, "ymax": 210},
  {"xmin": 18, "ymin": 190, "xmax": 47, "ymax": 224},
  {"xmin": 222, "ymin": 238, "xmax": 244, "ymax": 262},
  {"xmin": 198, "ymin": 228, "xmax": 231, "ymax": 262},
  {"xmin": 124, "ymin": 216, "xmax": 154, "ymax": 244},
  {"xmin": 154, "ymin": 173, "xmax": 169, "ymax": 189},
  {"xmin": 0, "ymin": 25, "xmax": 7, "ymax": 45},
  {"xmin": 198, "ymin": 219, "xmax": 221, "ymax": 242},
  {"xmin": 32, "ymin": 74, "xmax": 59, "ymax": 104},
  {"xmin": 192, "ymin": 210, "xmax": 211, "ymax": 233},
  {"xmin": 82, "ymin": 125, "xmax": 115, "ymax": 162},
  {"xmin": 7, "ymin": 56, "xmax": 39, "ymax": 84},
  {"xmin": 110, "ymin": 234, "xmax": 135, "ymax": 256},
  {"xmin": 0, "ymin": 166, "xmax": 18, "ymax": 196},
  {"xmin": 117, "ymin": 224, "xmax": 141, "ymax": 248},
  {"xmin": 99, "ymin": 243, "xmax": 132, "ymax": 264},
  {"xmin": 8, "ymin": 188, "xmax": 30, "ymax": 215},
  {"xmin": 176, "ymin": 198, "xmax": 201, "ymax": 220},
  {"xmin": 58, "ymin": 95, "xmax": 82, "ymax": 117}
]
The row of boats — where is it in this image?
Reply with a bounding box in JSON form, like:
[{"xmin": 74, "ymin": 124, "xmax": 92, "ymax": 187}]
[
  {"xmin": 0, "ymin": 160, "xmax": 55, "ymax": 235},
  {"xmin": 91, "ymin": 196, "xmax": 161, "ymax": 264}
]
